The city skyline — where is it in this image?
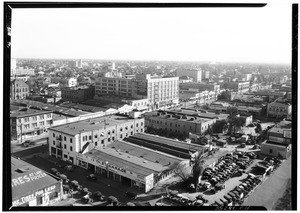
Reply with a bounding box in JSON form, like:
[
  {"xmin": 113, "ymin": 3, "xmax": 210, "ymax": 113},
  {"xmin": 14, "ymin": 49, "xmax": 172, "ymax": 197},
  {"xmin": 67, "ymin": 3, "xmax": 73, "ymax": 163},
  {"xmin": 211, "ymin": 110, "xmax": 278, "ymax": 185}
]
[{"xmin": 11, "ymin": 3, "xmax": 292, "ymax": 64}]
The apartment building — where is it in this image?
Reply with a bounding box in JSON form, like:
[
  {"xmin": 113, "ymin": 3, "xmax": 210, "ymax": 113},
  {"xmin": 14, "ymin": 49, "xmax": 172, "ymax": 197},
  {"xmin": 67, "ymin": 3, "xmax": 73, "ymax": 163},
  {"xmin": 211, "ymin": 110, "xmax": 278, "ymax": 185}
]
[
  {"xmin": 10, "ymin": 109, "xmax": 53, "ymax": 142},
  {"xmin": 10, "ymin": 79, "xmax": 29, "ymax": 100}
]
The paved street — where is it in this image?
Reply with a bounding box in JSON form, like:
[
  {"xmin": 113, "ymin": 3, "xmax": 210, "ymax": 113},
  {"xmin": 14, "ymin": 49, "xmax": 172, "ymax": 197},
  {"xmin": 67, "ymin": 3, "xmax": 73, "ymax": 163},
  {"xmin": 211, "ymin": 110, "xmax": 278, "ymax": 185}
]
[
  {"xmin": 17, "ymin": 150, "xmax": 143, "ymax": 204},
  {"xmin": 242, "ymin": 156, "xmax": 292, "ymax": 209}
]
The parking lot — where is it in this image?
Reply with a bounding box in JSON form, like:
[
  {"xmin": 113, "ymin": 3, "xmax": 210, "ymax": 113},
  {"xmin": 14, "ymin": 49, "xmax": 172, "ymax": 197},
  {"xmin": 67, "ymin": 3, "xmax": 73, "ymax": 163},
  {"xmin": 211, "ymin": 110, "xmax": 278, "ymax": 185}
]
[{"xmin": 18, "ymin": 149, "xmax": 144, "ymax": 205}]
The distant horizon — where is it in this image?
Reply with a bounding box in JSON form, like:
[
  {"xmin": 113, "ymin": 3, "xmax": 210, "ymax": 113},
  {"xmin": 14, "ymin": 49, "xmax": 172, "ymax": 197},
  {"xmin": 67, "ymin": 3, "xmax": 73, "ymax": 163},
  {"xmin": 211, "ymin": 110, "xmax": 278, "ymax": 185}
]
[
  {"xmin": 11, "ymin": 4, "xmax": 292, "ymax": 65},
  {"xmin": 12, "ymin": 57, "xmax": 291, "ymax": 66}
]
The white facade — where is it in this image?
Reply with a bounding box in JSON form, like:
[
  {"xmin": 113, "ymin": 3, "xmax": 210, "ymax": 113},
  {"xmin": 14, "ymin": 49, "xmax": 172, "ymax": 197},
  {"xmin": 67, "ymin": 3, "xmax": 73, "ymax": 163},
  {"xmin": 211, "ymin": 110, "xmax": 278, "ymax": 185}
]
[{"xmin": 177, "ymin": 69, "xmax": 202, "ymax": 82}]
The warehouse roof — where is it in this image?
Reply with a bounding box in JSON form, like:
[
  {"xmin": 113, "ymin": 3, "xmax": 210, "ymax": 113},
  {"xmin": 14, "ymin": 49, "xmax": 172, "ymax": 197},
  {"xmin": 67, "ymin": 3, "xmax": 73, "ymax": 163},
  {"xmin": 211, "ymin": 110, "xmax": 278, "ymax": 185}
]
[
  {"xmin": 131, "ymin": 133, "xmax": 205, "ymax": 153},
  {"xmin": 11, "ymin": 157, "xmax": 60, "ymax": 201},
  {"xmin": 49, "ymin": 114, "xmax": 143, "ymax": 136},
  {"xmin": 84, "ymin": 146, "xmax": 169, "ymax": 177},
  {"xmin": 108, "ymin": 140, "xmax": 183, "ymax": 166}
]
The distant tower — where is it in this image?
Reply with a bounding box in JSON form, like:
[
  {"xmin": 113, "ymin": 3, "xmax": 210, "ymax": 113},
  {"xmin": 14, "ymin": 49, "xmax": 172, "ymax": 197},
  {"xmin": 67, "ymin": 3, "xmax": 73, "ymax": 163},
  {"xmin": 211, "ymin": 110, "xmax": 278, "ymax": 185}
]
[
  {"xmin": 76, "ymin": 59, "xmax": 83, "ymax": 68},
  {"xmin": 111, "ymin": 62, "xmax": 115, "ymax": 71}
]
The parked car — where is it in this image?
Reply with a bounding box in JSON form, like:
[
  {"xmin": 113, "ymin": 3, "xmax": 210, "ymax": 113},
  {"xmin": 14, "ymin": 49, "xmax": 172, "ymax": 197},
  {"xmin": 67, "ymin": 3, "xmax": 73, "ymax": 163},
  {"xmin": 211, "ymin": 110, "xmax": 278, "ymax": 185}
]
[
  {"xmin": 86, "ymin": 174, "xmax": 97, "ymax": 181},
  {"xmin": 125, "ymin": 191, "xmax": 137, "ymax": 200}
]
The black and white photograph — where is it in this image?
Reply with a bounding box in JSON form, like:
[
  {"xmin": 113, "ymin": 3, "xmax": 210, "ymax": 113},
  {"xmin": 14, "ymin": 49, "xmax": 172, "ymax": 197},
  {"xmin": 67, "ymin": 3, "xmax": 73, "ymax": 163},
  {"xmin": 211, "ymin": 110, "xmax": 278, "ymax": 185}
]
[{"xmin": 3, "ymin": 2, "xmax": 297, "ymax": 210}]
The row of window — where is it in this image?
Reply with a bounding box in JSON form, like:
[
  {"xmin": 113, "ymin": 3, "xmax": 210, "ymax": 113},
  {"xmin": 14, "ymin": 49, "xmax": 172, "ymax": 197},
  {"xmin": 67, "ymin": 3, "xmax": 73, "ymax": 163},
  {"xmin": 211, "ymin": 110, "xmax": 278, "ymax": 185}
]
[
  {"xmin": 18, "ymin": 114, "xmax": 52, "ymax": 123},
  {"xmin": 22, "ymin": 121, "xmax": 51, "ymax": 129}
]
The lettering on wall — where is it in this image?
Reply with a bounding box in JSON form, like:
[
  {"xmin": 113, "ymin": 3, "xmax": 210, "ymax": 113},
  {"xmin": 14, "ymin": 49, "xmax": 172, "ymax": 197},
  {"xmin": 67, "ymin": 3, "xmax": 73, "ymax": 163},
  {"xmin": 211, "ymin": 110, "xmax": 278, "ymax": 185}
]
[
  {"xmin": 12, "ymin": 171, "xmax": 47, "ymax": 188},
  {"xmin": 12, "ymin": 185, "xmax": 56, "ymax": 206}
]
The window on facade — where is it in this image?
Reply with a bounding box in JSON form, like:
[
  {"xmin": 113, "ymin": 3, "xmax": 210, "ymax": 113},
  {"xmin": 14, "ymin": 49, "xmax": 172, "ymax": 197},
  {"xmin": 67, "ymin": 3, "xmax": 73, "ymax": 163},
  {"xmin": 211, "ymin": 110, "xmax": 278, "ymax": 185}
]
[
  {"xmin": 32, "ymin": 123, "xmax": 37, "ymax": 128},
  {"xmin": 53, "ymin": 141, "xmax": 55, "ymax": 145},
  {"xmin": 64, "ymin": 144, "xmax": 67, "ymax": 149},
  {"xmin": 32, "ymin": 116, "xmax": 37, "ymax": 121},
  {"xmin": 101, "ymin": 140, "xmax": 104, "ymax": 144},
  {"xmin": 70, "ymin": 138, "xmax": 72, "ymax": 143},
  {"xmin": 131, "ymin": 131, "xmax": 133, "ymax": 135},
  {"xmin": 120, "ymin": 128, "xmax": 123, "ymax": 132},
  {"xmin": 89, "ymin": 136, "xmax": 92, "ymax": 140},
  {"xmin": 112, "ymin": 130, "xmax": 115, "ymax": 134},
  {"xmin": 125, "ymin": 126, "xmax": 128, "ymax": 130},
  {"xmin": 95, "ymin": 142, "xmax": 98, "ymax": 146},
  {"xmin": 53, "ymin": 133, "xmax": 55, "ymax": 137},
  {"xmin": 120, "ymin": 134, "xmax": 123, "ymax": 138},
  {"xmin": 64, "ymin": 154, "xmax": 68, "ymax": 158},
  {"xmin": 131, "ymin": 125, "xmax": 133, "ymax": 128},
  {"xmin": 269, "ymin": 149, "xmax": 273, "ymax": 154},
  {"xmin": 108, "ymin": 138, "xmax": 110, "ymax": 142},
  {"xmin": 39, "ymin": 115, "xmax": 44, "ymax": 119},
  {"xmin": 112, "ymin": 137, "xmax": 115, "ymax": 141},
  {"xmin": 24, "ymin": 124, "xmax": 30, "ymax": 129},
  {"xmin": 39, "ymin": 121, "xmax": 44, "ymax": 126},
  {"xmin": 36, "ymin": 196, "xmax": 43, "ymax": 205},
  {"xmin": 70, "ymin": 146, "xmax": 73, "ymax": 151},
  {"xmin": 136, "ymin": 123, "xmax": 139, "ymax": 127}
]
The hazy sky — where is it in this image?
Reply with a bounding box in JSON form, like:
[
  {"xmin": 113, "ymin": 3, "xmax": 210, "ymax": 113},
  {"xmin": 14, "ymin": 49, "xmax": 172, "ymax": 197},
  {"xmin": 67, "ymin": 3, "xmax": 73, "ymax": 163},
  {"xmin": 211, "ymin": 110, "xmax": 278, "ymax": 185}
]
[{"xmin": 11, "ymin": 3, "xmax": 292, "ymax": 64}]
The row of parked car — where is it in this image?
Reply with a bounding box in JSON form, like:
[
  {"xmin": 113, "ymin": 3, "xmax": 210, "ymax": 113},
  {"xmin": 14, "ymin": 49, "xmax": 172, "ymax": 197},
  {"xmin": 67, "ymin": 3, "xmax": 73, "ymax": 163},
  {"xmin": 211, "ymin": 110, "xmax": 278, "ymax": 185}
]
[
  {"xmin": 211, "ymin": 174, "xmax": 262, "ymax": 207},
  {"xmin": 164, "ymin": 191, "xmax": 208, "ymax": 206}
]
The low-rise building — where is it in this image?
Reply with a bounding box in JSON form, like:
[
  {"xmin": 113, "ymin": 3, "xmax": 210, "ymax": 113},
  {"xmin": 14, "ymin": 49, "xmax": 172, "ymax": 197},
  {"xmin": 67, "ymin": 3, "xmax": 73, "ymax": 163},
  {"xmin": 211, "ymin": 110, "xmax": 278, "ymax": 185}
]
[
  {"xmin": 144, "ymin": 110, "xmax": 219, "ymax": 136},
  {"xmin": 260, "ymin": 140, "xmax": 291, "ymax": 159},
  {"xmin": 179, "ymin": 82, "xmax": 220, "ymax": 93},
  {"xmin": 267, "ymin": 120, "xmax": 292, "ymax": 144},
  {"xmin": 61, "ymin": 86, "xmax": 95, "ymax": 102},
  {"xmin": 11, "ymin": 157, "xmax": 63, "ymax": 207},
  {"xmin": 10, "ymin": 108, "xmax": 53, "ymax": 142},
  {"xmin": 209, "ymin": 101, "xmax": 231, "ymax": 112},
  {"xmin": 267, "ymin": 98, "xmax": 292, "ymax": 118}
]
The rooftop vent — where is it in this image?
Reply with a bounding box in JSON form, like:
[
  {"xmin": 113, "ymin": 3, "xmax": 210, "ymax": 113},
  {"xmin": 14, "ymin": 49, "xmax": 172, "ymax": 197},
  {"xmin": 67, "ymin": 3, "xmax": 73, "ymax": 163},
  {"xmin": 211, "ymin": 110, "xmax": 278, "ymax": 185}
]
[{"xmin": 143, "ymin": 160, "xmax": 147, "ymax": 163}]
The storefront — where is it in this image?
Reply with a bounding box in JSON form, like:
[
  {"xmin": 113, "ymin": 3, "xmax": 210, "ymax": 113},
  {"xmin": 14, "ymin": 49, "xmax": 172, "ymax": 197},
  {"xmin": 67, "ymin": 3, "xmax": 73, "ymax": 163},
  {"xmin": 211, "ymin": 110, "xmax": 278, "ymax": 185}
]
[{"xmin": 11, "ymin": 157, "xmax": 63, "ymax": 207}]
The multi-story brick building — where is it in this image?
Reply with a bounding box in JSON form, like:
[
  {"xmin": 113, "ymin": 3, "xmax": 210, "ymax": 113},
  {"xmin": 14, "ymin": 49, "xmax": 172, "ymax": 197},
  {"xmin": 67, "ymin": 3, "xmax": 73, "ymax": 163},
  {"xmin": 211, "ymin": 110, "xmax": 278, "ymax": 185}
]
[
  {"xmin": 48, "ymin": 114, "xmax": 144, "ymax": 163},
  {"xmin": 10, "ymin": 109, "xmax": 53, "ymax": 142},
  {"xmin": 144, "ymin": 110, "xmax": 220, "ymax": 136},
  {"xmin": 61, "ymin": 86, "xmax": 95, "ymax": 102},
  {"xmin": 10, "ymin": 79, "xmax": 29, "ymax": 100}
]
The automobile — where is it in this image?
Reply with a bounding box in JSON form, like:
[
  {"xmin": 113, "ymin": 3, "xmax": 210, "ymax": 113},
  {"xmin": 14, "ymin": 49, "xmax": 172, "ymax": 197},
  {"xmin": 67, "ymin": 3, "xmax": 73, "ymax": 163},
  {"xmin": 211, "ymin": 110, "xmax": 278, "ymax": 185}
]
[
  {"xmin": 215, "ymin": 183, "xmax": 225, "ymax": 191},
  {"xmin": 71, "ymin": 180, "xmax": 79, "ymax": 188},
  {"xmin": 86, "ymin": 174, "xmax": 97, "ymax": 181},
  {"xmin": 51, "ymin": 168, "xmax": 58, "ymax": 174},
  {"xmin": 193, "ymin": 200, "xmax": 204, "ymax": 206},
  {"xmin": 82, "ymin": 194, "xmax": 93, "ymax": 204},
  {"xmin": 22, "ymin": 140, "xmax": 31, "ymax": 147},
  {"xmin": 220, "ymin": 198, "xmax": 228, "ymax": 206},
  {"xmin": 93, "ymin": 191, "xmax": 105, "ymax": 201},
  {"xmin": 125, "ymin": 191, "xmax": 137, "ymax": 200},
  {"xmin": 215, "ymin": 200, "xmax": 223, "ymax": 207}
]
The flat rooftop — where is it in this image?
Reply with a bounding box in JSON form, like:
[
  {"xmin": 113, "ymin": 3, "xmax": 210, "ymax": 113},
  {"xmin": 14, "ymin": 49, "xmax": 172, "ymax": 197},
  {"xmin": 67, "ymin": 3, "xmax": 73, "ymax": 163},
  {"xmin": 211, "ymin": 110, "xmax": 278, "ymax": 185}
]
[
  {"xmin": 11, "ymin": 157, "xmax": 59, "ymax": 201},
  {"xmin": 49, "ymin": 114, "xmax": 142, "ymax": 136},
  {"xmin": 107, "ymin": 140, "xmax": 183, "ymax": 166},
  {"xmin": 155, "ymin": 109, "xmax": 229, "ymax": 120},
  {"xmin": 130, "ymin": 133, "xmax": 205, "ymax": 153},
  {"xmin": 84, "ymin": 146, "xmax": 169, "ymax": 177},
  {"xmin": 52, "ymin": 113, "xmax": 73, "ymax": 121},
  {"xmin": 10, "ymin": 108, "xmax": 52, "ymax": 118}
]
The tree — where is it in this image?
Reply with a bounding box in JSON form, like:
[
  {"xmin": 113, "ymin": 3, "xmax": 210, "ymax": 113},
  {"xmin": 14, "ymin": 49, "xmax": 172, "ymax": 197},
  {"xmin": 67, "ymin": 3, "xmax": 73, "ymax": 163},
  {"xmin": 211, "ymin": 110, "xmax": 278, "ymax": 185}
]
[
  {"xmin": 212, "ymin": 120, "xmax": 228, "ymax": 133},
  {"xmin": 192, "ymin": 156, "xmax": 205, "ymax": 186},
  {"xmin": 218, "ymin": 90, "xmax": 231, "ymax": 100},
  {"xmin": 173, "ymin": 161, "xmax": 192, "ymax": 183}
]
